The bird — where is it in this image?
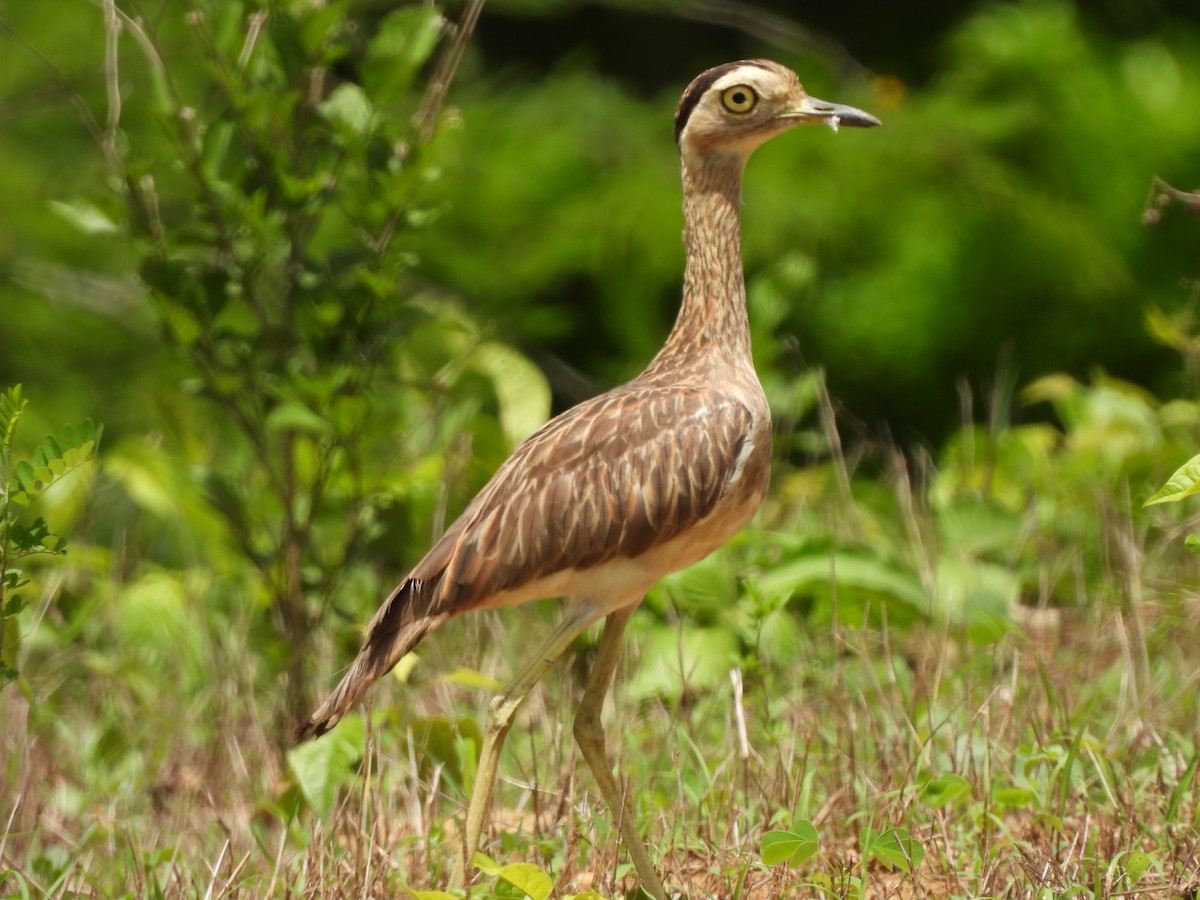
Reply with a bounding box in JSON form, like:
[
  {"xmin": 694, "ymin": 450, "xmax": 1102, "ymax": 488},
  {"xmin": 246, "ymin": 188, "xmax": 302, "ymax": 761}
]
[{"xmin": 298, "ymin": 59, "xmax": 879, "ymax": 899}]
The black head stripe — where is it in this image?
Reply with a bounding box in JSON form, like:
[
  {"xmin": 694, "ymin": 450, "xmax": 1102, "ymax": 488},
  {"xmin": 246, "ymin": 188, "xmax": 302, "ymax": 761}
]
[{"xmin": 673, "ymin": 60, "xmax": 774, "ymax": 145}]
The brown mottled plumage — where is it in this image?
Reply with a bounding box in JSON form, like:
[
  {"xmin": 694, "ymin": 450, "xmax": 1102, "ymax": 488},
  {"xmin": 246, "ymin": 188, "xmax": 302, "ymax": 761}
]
[{"xmin": 299, "ymin": 60, "xmax": 878, "ymax": 898}]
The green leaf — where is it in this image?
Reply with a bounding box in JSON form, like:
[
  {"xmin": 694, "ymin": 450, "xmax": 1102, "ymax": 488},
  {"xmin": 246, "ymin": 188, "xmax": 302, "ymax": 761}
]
[
  {"xmin": 1124, "ymin": 850, "xmax": 1154, "ymax": 885},
  {"xmin": 756, "ymin": 550, "xmax": 929, "ymax": 626},
  {"xmin": 265, "ymin": 402, "xmax": 332, "ymax": 435},
  {"xmin": 364, "ymin": 7, "xmax": 443, "ymax": 103},
  {"xmin": 1145, "ymin": 453, "xmax": 1200, "ymax": 506},
  {"xmin": 441, "ymin": 666, "xmax": 503, "ymax": 692},
  {"xmin": 864, "ymin": 827, "xmax": 924, "ymax": 874},
  {"xmin": 49, "ymin": 199, "xmax": 121, "ymax": 235},
  {"xmin": 1, "ymin": 384, "xmax": 26, "ymax": 447},
  {"xmin": 493, "ymin": 862, "xmax": 553, "ymax": 900},
  {"xmin": 402, "ymin": 888, "xmax": 458, "ymax": 900},
  {"xmin": 153, "ymin": 297, "xmax": 202, "ymax": 347},
  {"xmin": 318, "ymin": 83, "xmax": 373, "ymax": 137},
  {"xmin": 472, "ymin": 852, "xmax": 503, "ymax": 876},
  {"xmin": 992, "ymin": 786, "xmax": 1036, "ymax": 808},
  {"xmin": 626, "ymin": 624, "xmax": 738, "ymax": 701},
  {"xmin": 15, "ymin": 460, "xmax": 40, "ymax": 495},
  {"xmin": 468, "ymin": 341, "xmax": 551, "ymax": 448},
  {"xmin": 919, "ymin": 773, "xmax": 972, "ymax": 808},
  {"xmin": 287, "ymin": 715, "xmax": 366, "ymax": 818},
  {"xmin": 760, "ymin": 820, "xmax": 820, "ymax": 866}
]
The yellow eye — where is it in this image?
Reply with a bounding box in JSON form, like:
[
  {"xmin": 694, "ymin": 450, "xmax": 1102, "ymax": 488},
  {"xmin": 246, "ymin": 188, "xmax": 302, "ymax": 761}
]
[{"xmin": 721, "ymin": 85, "xmax": 758, "ymax": 113}]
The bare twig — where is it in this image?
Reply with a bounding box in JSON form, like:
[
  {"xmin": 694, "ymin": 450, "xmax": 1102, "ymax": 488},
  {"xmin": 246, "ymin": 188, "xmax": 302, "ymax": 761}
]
[{"xmin": 417, "ymin": 0, "xmax": 485, "ymax": 142}]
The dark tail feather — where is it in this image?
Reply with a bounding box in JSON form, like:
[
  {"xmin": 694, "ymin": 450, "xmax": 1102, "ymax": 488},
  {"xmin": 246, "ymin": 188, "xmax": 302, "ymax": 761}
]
[{"xmin": 296, "ymin": 578, "xmax": 449, "ymax": 742}]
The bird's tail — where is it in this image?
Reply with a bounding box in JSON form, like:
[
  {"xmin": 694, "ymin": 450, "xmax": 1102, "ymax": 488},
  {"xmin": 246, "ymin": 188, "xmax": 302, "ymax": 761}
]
[{"xmin": 296, "ymin": 577, "xmax": 450, "ymax": 742}]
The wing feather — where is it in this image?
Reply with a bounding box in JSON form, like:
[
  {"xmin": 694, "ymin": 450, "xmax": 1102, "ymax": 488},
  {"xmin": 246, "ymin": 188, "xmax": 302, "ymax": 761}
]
[{"xmin": 424, "ymin": 383, "xmax": 758, "ymax": 611}]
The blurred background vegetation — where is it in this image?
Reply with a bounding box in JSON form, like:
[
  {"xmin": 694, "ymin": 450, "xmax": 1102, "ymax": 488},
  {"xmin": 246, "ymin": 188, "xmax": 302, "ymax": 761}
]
[{"xmin": 3, "ymin": 0, "xmax": 1200, "ymax": 894}]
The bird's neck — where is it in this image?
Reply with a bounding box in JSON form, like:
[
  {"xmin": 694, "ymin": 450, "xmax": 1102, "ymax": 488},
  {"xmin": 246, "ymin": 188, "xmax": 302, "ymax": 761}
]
[{"xmin": 650, "ymin": 151, "xmax": 752, "ymax": 377}]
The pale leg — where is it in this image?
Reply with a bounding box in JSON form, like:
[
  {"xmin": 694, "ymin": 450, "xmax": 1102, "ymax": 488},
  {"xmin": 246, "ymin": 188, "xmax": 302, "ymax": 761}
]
[
  {"xmin": 573, "ymin": 606, "xmax": 668, "ymax": 900},
  {"xmin": 449, "ymin": 599, "xmax": 601, "ymax": 887}
]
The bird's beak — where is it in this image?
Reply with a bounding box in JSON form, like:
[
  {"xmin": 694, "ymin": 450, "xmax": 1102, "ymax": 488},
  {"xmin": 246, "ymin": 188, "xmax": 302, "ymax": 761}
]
[{"xmin": 783, "ymin": 94, "xmax": 881, "ymax": 133}]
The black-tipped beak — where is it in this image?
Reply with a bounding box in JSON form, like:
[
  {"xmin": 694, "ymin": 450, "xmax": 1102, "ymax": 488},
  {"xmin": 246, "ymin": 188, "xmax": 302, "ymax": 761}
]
[{"xmin": 786, "ymin": 94, "xmax": 882, "ymax": 131}]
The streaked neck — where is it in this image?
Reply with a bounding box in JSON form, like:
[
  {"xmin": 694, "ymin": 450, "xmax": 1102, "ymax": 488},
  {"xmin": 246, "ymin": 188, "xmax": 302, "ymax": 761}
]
[{"xmin": 649, "ymin": 150, "xmax": 751, "ymax": 376}]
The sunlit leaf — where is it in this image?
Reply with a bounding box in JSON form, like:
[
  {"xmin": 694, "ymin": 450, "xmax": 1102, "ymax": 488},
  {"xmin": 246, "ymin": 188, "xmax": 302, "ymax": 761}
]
[
  {"xmin": 402, "ymin": 888, "xmax": 458, "ymax": 900},
  {"xmin": 492, "ymin": 862, "xmax": 553, "ymax": 900},
  {"xmin": 318, "ymin": 83, "xmax": 373, "ymax": 137},
  {"xmin": 442, "ymin": 666, "xmax": 502, "ymax": 692},
  {"xmin": 1144, "ymin": 453, "xmax": 1200, "ymax": 506},
  {"xmin": 49, "ymin": 199, "xmax": 120, "ymax": 235}
]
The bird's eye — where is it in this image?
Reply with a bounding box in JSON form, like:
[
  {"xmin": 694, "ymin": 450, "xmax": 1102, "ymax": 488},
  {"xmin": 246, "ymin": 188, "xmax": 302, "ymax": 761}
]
[{"xmin": 721, "ymin": 85, "xmax": 758, "ymax": 113}]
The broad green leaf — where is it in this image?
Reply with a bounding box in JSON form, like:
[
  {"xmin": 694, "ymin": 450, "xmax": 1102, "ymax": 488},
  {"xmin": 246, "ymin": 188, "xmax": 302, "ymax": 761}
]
[
  {"xmin": 287, "ymin": 715, "xmax": 366, "ymax": 818},
  {"xmin": 493, "ymin": 862, "xmax": 553, "ymax": 900},
  {"xmin": 920, "ymin": 773, "xmax": 972, "ymax": 808},
  {"xmin": 866, "ymin": 827, "xmax": 924, "ymax": 874},
  {"xmin": 564, "ymin": 892, "xmax": 610, "ymax": 900},
  {"xmin": 756, "ymin": 551, "xmax": 928, "ymax": 626},
  {"xmin": 402, "ymin": 889, "xmax": 458, "ymax": 900},
  {"xmin": 760, "ymin": 820, "xmax": 820, "ymax": 866},
  {"xmin": 1145, "ymin": 453, "xmax": 1200, "ymax": 506}
]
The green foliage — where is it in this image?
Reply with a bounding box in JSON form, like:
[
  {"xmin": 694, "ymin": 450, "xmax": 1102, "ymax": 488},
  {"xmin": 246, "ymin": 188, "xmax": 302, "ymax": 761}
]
[
  {"xmin": 859, "ymin": 827, "xmax": 924, "ymax": 874},
  {"xmin": 286, "ymin": 713, "xmax": 366, "ymax": 819},
  {"xmin": 472, "ymin": 852, "xmax": 610, "ymax": 900},
  {"xmin": 1145, "ymin": 452, "xmax": 1200, "ymax": 506},
  {"xmin": 0, "ymin": 384, "xmax": 100, "ymax": 687},
  {"xmin": 17, "ymin": 0, "xmax": 553, "ymax": 721},
  {"xmin": 2, "ymin": 0, "xmax": 1200, "ymax": 896},
  {"xmin": 760, "ymin": 820, "xmax": 820, "ymax": 867}
]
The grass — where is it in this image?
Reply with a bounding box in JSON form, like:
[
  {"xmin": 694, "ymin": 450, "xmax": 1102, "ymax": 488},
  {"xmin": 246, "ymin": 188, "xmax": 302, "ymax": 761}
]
[{"xmin": 5, "ymin": 395, "xmax": 1200, "ymax": 899}]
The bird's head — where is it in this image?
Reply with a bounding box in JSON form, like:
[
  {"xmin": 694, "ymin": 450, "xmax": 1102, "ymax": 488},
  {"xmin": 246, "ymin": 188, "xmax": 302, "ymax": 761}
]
[{"xmin": 675, "ymin": 60, "xmax": 880, "ymax": 160}]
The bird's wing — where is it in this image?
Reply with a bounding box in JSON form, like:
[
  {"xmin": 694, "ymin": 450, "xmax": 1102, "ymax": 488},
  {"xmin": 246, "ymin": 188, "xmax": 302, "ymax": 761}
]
[
  {"xmin": 298, "ymin": 382, "xmax": 761, "ymax": 740},
  {"xmin": 417, "ymin": 381, "xmax": 760, "ymax": 611}
]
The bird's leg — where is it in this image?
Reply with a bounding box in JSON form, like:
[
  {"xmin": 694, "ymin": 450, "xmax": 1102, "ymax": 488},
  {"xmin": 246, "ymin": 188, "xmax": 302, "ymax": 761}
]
[
  {"xmin": 573, "ymin": 606, "xmax": 669, "ymax": 900},
  {"xmin": 450, "ymin": 599, "xmax": 601, "ymax": 888}
]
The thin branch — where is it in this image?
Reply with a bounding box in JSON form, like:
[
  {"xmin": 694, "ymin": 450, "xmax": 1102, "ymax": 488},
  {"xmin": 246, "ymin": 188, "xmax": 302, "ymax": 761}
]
[
  {"xmin": 417, "ymin": 0, "xmax": 486, "ymax": 143},
  {"xmin": 102, "ymin": 0, "xmax": 121, "ymax": 153}
]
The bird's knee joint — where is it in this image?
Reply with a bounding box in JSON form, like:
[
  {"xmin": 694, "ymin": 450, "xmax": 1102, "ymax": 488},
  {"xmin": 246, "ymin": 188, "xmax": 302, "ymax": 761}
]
[
  {"xmin": 573, "ymin": 707, "xmax": 603, "ymax": 744},
  {"xmin": 485, "ymin": 692, "xmax": 518, "ymax": 737}
]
